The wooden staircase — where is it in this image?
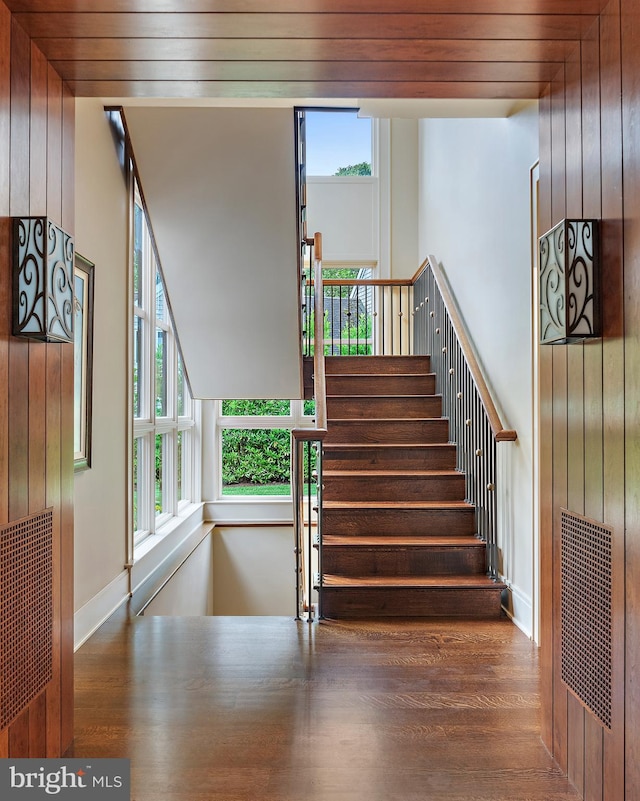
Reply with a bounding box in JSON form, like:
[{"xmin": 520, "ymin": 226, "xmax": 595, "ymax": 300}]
[{"xmin": 319, "ymin": 354, "xmax": 505, "ymax": 619}]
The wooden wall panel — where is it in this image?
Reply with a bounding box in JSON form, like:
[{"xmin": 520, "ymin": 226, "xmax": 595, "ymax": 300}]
[
  {"xmin": 563, "ymin": 68, "xmax": 585, "ymax": 796},
  {"xmin": 60, "ymin": 340, "xmax": 74, "ymax": 750},
  {"xmin": 0, "ymin": 0, "xmax": 75, "ymax": 759},
  {"xmin": 539, "ymin": 1, "xmax": 628, "ymax": 798},
  {"xmin": 581, "ymin": 20, "xmax": 605, "ymax": 801},
  {"xmin": 621, "ymin": 0, "xmax": 640, "ymax": 796},
  {"xmin": 549, "ymin": 62, "xmax": 569, "ymax": 777},
  {"xmin": 46, "ymin": 64, "xmax": 62, "ymax": 225},
  {"xmin": 9, "ymin": 709, "xmax": 29, "ymax": 756},
  {"xmin": 0, "ymin": 1, "xmax": 10, "ymax": 762},
  {"xmin": 44, "ymin": 56, "xmax": 64, "ymax": 758},
  {"xmin": 28, "ymin": 692, "xmax": 46, "ymax": 757},
  {"xmin": 538, "ymin": 85, "xmax": 554, "ymax": 753},
  {"xmin": 599, "ymin": 3, "xmax": 625, "ymax": 798},
  {"xmin": 28, "ymin": 43, "xmax": 48, "ymax": 520},
  {"xmin": 581, "ymin": 21, "xmax": 603, "ymax": 528},
  {"xmin": 8, "ymin": 18, "xmax": 30, "ymax": 528},
  {"xmin": 44, "ymin": 343, "xmax": 61, "ymax": 757},
  {"xmin": 27, "ymin": 39, "xmax": 48, "ymax": 523},
  {"xmin": 30, "ymin": 42, "xmax": 47, "ymax": 214},
  {"xmin": 59, "ymin": 81, "xmax": 75, "ymax": 752}
]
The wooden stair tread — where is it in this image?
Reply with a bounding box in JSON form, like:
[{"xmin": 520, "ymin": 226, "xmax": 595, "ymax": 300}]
[
  {"xmin": 327, "ymin": 393, "xmax": 440, "ymax": 399},
  {"xmin": 320, "ymin": 354, "xmax": 500, "ymax": 620},
  {"xmin": 323, "ymin": 499, "xmax": 473, "ymax": 510},
  {"xmin": 324, "ymin": 443, "xmax": 453, "ymax": 450},
  {"xmin": 323, "ymin": 575, "xmax": 505, "ymax": 589},
  {"xmin": 324, "ymin": 355, "xmax": 432, "ymax": 375},
  {"xmin": 323, "ymin": 469, "xmax": 461, "ymax": 478},
  {"xmin": 327, "ymin": 416, "xmax": 448, "ymax": 423},
  {"xmin": 323, "ymin": 535, "xmax": 484, "ymax": 547},
  {"xmin": 325, "ymin": 370, "xmax": 435, "ymax": 378}
]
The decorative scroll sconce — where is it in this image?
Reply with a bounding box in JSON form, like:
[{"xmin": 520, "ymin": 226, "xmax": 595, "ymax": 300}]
[
  {"xmin": 13, "ymin": 217, "xmax": 75, "ymax": 343},
  {"xmin": 539, "ymin": 218, "xmax": 600, "ymax": 345}
]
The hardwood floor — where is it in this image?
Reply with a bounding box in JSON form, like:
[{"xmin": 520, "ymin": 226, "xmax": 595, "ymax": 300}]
[{"xmin": 70, "ymin": 614, "xmax": 579, "ymax": 801}]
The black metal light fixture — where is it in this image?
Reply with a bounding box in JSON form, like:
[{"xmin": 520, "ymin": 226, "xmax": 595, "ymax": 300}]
[
  {"xmin": 539, "ymin": 219, "xmax": 600, "ymax": 345},
  {"xmin": 13, "ymin": 217, "xmax": 75, "ymax": 343}
]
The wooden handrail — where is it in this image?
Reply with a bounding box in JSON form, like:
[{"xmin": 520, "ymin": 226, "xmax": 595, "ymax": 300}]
[
  {"xmin": 293, "ymin": 232, "xmax": 327, "ymax": 442},
  {"xmin": 308, "ymin": 278, "xmax": 412, "ymax": 287},
  {"xmin": 424, "ymin": 255, "xmax": 517, "ymax": 442},
  {"xmin": 301, "ymin": 249, "xmax": 514, "ymax": 443}
]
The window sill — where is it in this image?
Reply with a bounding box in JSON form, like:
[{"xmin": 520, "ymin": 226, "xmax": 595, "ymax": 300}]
[
  {"xmin": 133, "ymin": 502, "xmax": 204, "ymax": 562},
  {"xmin": 205, "ymin": 497, "xmax": 294, "ymax": 526}
]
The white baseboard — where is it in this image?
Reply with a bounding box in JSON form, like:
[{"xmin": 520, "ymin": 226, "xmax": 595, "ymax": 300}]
[
  {"xmin": 501, "ymin": 581, "xmax": 534, "ymax": 641},
  {"xmin": 74, "ymin": 569, "xmax": 129, "ymax": 652},
  {"xmin": 74, "ymin": 504, "xmax": 208, "ymax": 649}
]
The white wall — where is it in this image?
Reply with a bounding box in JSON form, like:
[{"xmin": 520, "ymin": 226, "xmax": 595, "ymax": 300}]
[
  {"xmin": 73, "ymin": 99, "xmax": 130, "ymax": 616},
  {"xmin": 212, "ymin": 526, "xmax": 295, "ymax": 615},
  {"xmin": 142, "ymin": 532, "xmax": 214, "ymax": 616},
  {"xmin": 389, "ymin": 118, "xmax": 419, "ymax": 278},
  {"xmin": 418, "ymin": 103, "xmax": 539, "ymax": 637},
  {"xmin": 306, "ymin": 176, "xmax": 378, "ymax": 264},
  {"xmin": 123, "ymin": 107, "xmax": 301, "ymax": 401},
  {"xmin": 73, "ymin": 102, "xmax": 209, "ymax": 649}
]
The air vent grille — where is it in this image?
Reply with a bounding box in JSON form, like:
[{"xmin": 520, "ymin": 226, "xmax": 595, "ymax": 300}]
[
  {"xmin": 0, "ymin": 509, "xmax": 53, "ymax": 729},
  {"xmin": 560, "ymin": 508, "xmax": 612, "ymax": 729}
]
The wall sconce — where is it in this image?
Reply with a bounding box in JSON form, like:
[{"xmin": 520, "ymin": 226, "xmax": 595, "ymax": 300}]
[
  {"xmin": 13, "ymin": 217, "xmax": 74, "ymax": 343},
  {"xmin": 539, "ymin": 219, "xmax": 600, "ymax": 345}
]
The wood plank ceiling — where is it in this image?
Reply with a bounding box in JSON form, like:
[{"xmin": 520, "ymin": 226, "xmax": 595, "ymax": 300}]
[{"xmin": 5, "ymin": 1, "xmax": 608, "ymax": 99}]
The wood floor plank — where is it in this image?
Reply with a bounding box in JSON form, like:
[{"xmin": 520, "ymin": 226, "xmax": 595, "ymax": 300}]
[{"xmin": 71, "ymin": 615, "xmax": 580, "ymax": 801}]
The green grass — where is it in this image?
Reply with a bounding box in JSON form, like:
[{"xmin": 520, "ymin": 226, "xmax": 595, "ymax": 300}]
[
  {"xmin": 222, "ymin": 483, "xmax": 291, "ymax": 496},
  {"xmin": 222, "ymin": 483, "xmax": 317, "ymax": 497}
]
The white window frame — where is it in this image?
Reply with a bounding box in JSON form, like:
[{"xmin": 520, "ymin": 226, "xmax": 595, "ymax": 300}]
[
  {"xmin": 215, "ymin": 399, "xmax": 314, "ymax": 500},
  {"xmin": 132, "ymin": 182, "xmax": 197, "ymax": 549}
]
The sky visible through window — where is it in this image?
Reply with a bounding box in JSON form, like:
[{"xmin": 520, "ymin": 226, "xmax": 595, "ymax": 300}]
[{"xmin": 305, "ymin": 111, "xmax": 372, "ymax": 176}]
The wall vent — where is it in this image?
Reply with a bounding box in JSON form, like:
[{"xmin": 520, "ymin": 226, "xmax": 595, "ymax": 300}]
[
  {"xmin": 0, "ymin": 508, "xmax": 53, "ymax": 730},
  {"xmin": 560, "ymin": 508, "xmax": 612, "ymax": 729}
]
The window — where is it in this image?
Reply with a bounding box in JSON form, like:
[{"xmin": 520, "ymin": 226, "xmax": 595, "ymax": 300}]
[
  {"xmin": 132, "ymin": 181, "xmax": 197, "ymax": 546},
  {"xmin": 216, "ymin": 400, "xmax": 315, "ymax": 497},
  {"xmin": 305, "ymin": 110, "xmax": 372, "ymax": 176}
]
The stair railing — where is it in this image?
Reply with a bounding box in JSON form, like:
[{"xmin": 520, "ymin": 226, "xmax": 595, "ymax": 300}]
[
  {"xmin": 293, "ymin": 232, "xmax": 327, "ymax": 621},
  {"xmin": 412, "ymin": 256, "xmax": 517, "ymax": 579},
  {"xmin": 299, "ymin": 252, "xmax": 516, "ymax": 585},
  {"xmin": 304, "ymin": 278, "xmax": 413, "ymax": 356}
]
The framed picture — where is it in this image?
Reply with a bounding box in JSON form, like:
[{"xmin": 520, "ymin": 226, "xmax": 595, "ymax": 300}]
[{"xmin": 74, "ymin": 253, "xmax": 95, "ymax": 471}]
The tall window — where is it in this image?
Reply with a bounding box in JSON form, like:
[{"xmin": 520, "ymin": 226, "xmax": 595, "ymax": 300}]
[
  {"xmin": 133, "ymin": 182, "xmax": 196, "ymax": 545},
  {"xmin": 217, "ymin": 399, "xmax": 315, "ymax": 497}
]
